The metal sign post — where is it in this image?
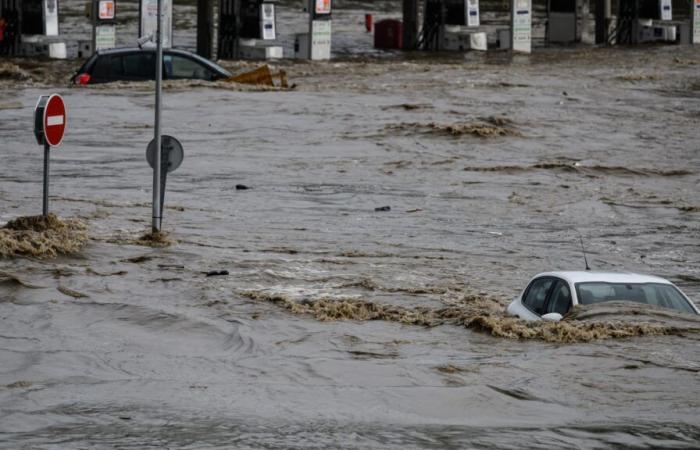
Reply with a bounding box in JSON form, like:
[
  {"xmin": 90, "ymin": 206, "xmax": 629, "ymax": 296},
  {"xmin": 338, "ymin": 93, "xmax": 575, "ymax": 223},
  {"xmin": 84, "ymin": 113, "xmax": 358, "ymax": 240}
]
[
  {"xmin": 152, "ymin": 0, "xmax": 163, "ymax": 232},
  {"xmin": 34, "ymin": 94, "xmax": 66, "ymax": 217}
]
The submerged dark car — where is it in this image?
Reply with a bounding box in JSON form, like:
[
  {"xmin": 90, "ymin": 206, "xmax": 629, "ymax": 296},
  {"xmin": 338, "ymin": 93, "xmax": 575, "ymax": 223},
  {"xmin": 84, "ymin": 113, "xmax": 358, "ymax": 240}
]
[{"xmin": 71, "ymin": 47, "xmax": 232, "ymax": 85}]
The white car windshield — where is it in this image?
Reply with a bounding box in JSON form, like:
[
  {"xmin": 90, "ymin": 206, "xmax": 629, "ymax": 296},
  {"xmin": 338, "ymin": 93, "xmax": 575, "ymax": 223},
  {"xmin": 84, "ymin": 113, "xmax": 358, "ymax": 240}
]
[{"xmin": 575, "ymin": 282, "xmax": 696, "ymax": 315}]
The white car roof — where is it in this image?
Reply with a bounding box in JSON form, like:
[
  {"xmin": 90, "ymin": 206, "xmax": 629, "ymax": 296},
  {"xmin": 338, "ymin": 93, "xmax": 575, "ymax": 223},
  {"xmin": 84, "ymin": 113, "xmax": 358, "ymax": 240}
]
[{"xmin": 534, "ymin": 271, "xmax": 673, "ymax": 285}]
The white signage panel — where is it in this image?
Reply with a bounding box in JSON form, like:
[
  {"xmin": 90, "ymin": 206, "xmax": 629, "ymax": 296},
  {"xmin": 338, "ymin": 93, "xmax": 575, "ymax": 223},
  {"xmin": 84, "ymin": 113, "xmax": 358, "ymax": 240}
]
[
  {"xmin": 511, "ymin": 0, "xmax": 531, "ymax": 53},
  {"xmin": 467, "ymin": 0, "xmax": 479, "ymax": 27},
  {"xmin": 140, "ymin": 0, "xmax": 173, "ymax": 48},
  {"xmin": 694, "ymin": 0, "xmax": 700, "ymax": 44},
  {"xmin": 261, "ymin": 4, "xmax": 276, "ymax": 40},
  {"xmin": 44, "ymin": 0, "xmax": 59, "ymax": 36},
  {"xmin": 95, "ymin": 24, "xmax": 116, "ymax": 50},
  {"xmin": 310, "ymin": 20, "xmax": 331, "ymax": 60},
  {"xmin": 659, "ymin": 0, "xmax": 672, "ymax": 21}
]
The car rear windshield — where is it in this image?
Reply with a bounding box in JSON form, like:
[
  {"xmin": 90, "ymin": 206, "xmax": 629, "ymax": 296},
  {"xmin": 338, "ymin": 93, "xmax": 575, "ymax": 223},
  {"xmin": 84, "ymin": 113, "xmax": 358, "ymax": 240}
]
[{"xmin": 575, "ymin": 282, "xmax": 696, "ymax": 315}]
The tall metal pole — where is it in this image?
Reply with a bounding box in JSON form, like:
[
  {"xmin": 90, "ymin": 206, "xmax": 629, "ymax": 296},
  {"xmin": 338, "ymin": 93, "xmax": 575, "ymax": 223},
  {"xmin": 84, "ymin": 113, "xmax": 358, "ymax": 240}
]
[
  {"xmin": 43, "ymin": 142, "xmax": 50, "ymax": 217},
  {"xmin": 152, "ymin": 0, "xmax": 163, "ymax": 232},
  {"xmin": 196, "ymin": 0, "xmax": 213, "ymax": 58},
  {"xmin": 402, "ymin": 0, "xmax": 419, "ymax": 50}
]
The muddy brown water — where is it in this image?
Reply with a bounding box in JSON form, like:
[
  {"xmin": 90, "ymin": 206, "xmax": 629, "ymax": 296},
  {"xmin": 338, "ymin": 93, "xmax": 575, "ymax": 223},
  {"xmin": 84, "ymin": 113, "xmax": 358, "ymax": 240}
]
[{"xmin": 2, "ymin": 2, "xmax": 700, "ymax": 448}]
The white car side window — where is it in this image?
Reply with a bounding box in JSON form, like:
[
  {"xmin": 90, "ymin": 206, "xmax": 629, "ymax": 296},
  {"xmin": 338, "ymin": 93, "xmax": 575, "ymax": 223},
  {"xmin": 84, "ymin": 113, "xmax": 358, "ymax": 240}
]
[
  {"xmin": 547, "ymin": 281, "xmax": 572, "ymax": 315},
  {"xmin": 523, "ymin": 278, "xmax": 554, "ymax": 315}
]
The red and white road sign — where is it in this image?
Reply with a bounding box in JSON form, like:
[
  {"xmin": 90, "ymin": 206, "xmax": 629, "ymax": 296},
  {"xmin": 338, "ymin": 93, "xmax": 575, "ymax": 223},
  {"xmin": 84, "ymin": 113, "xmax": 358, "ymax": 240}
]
[{"xmin": 42, "ymin": 94, "xmax": 66, "ymax": 147}]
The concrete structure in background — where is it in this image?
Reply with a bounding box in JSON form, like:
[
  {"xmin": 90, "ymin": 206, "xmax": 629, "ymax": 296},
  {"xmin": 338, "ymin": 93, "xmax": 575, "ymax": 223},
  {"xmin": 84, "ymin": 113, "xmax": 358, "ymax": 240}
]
[{"xmin": 1, "ymin": 0, "xmax": 699, "ymax": 58}]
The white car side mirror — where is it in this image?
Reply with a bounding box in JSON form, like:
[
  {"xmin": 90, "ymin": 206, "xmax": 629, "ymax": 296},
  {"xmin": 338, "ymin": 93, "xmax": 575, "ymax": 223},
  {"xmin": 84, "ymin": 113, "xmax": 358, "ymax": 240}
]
[{"xmin": 541, "ymin": 313, "xmax": 563, "ymax": 322}]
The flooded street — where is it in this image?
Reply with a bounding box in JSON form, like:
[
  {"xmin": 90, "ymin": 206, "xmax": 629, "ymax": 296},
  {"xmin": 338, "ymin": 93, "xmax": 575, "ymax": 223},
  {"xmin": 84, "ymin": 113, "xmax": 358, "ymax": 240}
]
[{"xmin": 2, "ymin": 1, "xmax": 700, "ymax": 448}]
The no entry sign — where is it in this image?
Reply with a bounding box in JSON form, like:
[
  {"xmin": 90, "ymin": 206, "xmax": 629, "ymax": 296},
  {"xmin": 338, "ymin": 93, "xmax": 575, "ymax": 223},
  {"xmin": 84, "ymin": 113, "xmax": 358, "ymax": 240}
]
[
  {"xmin": 34, "ymin": 94, "xmax": 66, "ymax": 147},
  {"xmin": 34, "ymin": 93, "xmax": 67, "ymax": 217}
]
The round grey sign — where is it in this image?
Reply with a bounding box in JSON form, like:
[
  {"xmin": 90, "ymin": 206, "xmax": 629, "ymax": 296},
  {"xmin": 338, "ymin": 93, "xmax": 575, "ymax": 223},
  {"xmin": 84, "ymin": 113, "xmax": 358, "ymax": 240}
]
[{"xmin": 146, "ymin": 135, "xmax": 184, "ymax": 173}]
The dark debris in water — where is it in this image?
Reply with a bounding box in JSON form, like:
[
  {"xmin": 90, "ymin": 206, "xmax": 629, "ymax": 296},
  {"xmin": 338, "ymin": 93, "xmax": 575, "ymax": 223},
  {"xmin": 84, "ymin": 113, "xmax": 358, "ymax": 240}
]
[{"xmin": 205, "ymin": 270, "xmax": 230, "ymax": 277}]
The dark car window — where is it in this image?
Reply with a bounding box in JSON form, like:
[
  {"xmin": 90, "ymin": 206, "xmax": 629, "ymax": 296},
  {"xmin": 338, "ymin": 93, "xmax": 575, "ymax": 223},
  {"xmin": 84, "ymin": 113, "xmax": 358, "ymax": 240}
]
[
  {"xmin": 123, "ymin": 53, "xmax": 155, "ymax": 80},
  {"xmin": 546, "ymin": 280, "xmax": 572, "ymax": 315},
  {"xmin": 522, "ymin": 278, "xmax": 555, "ymax": 315},
  {"xmin": 164, "ymin": 54, "xmax": 213, "ymax": 80},
  {"xmin": 91, "ymin": 55, "xmax": 123, "ymax": 81}
]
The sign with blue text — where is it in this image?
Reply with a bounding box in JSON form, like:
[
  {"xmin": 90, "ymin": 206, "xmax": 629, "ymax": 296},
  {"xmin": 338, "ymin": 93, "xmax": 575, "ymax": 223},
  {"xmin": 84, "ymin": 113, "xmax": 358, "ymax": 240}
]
[{"xmin": 511, "ymin": 0, "xmax": 531, "ymax": 53}]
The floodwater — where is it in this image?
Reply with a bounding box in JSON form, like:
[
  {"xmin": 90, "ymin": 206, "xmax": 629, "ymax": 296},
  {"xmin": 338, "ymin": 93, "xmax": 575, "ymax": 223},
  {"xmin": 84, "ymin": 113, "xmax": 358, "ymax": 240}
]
[{"xmin": 2, "ymin": 1, "xmax": 700, "ymax": 449}]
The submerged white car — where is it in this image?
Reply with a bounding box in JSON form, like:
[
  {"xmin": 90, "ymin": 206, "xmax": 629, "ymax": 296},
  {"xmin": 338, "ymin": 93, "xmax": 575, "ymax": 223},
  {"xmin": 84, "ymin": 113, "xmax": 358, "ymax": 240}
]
[{"xmin": 507, "ymin": 271, "xmax": 700, "ymax": 322}]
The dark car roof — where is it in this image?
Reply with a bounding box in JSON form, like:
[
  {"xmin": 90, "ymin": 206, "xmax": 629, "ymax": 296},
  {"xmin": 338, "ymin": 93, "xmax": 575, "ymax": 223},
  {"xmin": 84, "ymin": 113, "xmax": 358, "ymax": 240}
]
[
  {"xmin": 94, "ymin": 47, "xmax": 231, "ymax": 77},
  {"xmin": 96, "ymin": 46, "xmax": 192, "ymax": 56}
]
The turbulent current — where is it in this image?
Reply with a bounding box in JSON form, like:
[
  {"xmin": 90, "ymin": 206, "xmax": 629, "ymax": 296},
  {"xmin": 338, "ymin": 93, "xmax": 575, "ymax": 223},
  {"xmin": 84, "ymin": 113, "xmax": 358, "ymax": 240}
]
[{"xmin": 1, "ymin": 1, "xmax": 700, "ymax": 449}]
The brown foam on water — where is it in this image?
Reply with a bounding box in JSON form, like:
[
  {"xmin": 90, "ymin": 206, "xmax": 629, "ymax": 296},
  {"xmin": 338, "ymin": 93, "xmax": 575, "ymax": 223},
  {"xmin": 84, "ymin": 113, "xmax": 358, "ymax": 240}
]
[
  {"xmin": 0, "ymin": 62, "xmax": 32, "ymax": 81},
  {"xmin": 616, "ymin": 73, "xmax": 660, "ymax": 82},
  {"xmin": 5, "ymin": 380, "xmax": 32, "ymax": 389},
  {"xmin": 386, "ymin": 116, "xmax": 521, "ymax": 138},
  {"xmin": 0, "ymin": 214, "xmax": 88, "ymax": 259},
  {"xmin": 337, "ymin": 278, "xmax": 459, "ymax": 294},
  {"xmin": 136, "ymin": 231, "xmax": 174, "ymax": 248},
  {"xmin": 240, "ymin": 290, "xmax": 699, "ymax": 343}
]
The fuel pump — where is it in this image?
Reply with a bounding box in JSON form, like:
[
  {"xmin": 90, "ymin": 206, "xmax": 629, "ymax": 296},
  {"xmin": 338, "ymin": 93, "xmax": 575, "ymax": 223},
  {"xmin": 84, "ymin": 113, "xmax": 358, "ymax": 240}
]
[
  {"xmin": 218, "ymin": 0, "xmax": 278, "ymax": 59},
  {"xmin": 421, "ymin": 0, "xmax": 483, "ymax": 51},
  {"xmin": 637, "ymin": 0, "xmax": 672, "ymax": 20},
  {"xmin": 21, "ymin": 0, "xmax": 58, "ymax": 36},
  {"xmin": 238, "ymin": 0, "xmax": 277, "ymax": 40},
  {"xmin": 91, "ymin": 0, "xmax": 116, "ymax": 51},
  {"xmin": 307, "ymin": 0, "xmax": 332, "ymax": 60}
]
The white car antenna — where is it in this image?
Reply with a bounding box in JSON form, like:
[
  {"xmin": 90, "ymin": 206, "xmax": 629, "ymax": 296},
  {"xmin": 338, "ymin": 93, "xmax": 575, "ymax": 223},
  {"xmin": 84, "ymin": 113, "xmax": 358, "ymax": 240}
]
[{"xmin": 579, "ymin": 234, "xmax": 591, "ymax": 271}]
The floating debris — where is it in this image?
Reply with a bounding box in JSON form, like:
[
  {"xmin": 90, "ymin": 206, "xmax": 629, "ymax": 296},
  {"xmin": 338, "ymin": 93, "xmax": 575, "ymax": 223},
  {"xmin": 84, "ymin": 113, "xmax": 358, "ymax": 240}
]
[
  {"xmin": 205, "ymin": 270, "xmax": 229, "ymax": 277},
  {"xmin": 5, "ymin": 380, "xmax": 32, "ymax": 389},
  {"xmin": 0, "ymin": 214, "xmax": 88, "ymax": 259},
  {"xmin": 122, "ymin": 255, "xmax": 155, "ymax": 264},
  {"xmin": 136, "ymin": 231, "xmax": 174, "ymax": 248},
  {"xmin": 617, "ymin": 73, "xmax": 660, "ymax": 82},
  {"xmin": 381, "ymin": 103, "xmax": 433, "ymax": 111},
  {"xmin": 57, "ymin": 285, "xmax": 89, "ymax": 299},
  {"xmin": 387, "ymin": 116, "xmax": 521, "ymax": 138},
  {"xmin": 228, "ymin": 65, "xmax": 288, "ymax": 88}
]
